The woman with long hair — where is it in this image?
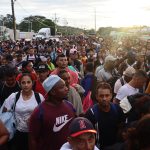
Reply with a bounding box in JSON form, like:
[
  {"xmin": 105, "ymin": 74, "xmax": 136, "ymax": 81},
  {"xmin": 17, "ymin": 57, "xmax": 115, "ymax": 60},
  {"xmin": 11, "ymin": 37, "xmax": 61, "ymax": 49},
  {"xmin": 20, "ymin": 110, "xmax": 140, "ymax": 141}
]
[{"xmin": 2, "ymin": 73, "xmax": 45, "ymax": 150}]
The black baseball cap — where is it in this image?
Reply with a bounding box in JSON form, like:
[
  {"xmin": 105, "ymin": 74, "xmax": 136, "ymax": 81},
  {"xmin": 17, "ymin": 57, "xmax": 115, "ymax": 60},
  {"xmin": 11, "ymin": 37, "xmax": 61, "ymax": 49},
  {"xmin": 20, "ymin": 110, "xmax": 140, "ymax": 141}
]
[
  {"xmin": 36, "ymin": 64, "xmax": 49, "ymax": 72},
  {"xmin": 69, "ymin": 117, "xmax": 96, "ymax": 137}
]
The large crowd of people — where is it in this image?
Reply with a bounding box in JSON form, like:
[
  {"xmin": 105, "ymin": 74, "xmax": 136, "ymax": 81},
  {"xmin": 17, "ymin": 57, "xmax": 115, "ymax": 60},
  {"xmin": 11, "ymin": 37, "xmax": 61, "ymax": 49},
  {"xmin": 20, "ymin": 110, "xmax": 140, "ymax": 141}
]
[{"xmin": 0, "ymin": 35, "xmax": 150, "ymax": 150}]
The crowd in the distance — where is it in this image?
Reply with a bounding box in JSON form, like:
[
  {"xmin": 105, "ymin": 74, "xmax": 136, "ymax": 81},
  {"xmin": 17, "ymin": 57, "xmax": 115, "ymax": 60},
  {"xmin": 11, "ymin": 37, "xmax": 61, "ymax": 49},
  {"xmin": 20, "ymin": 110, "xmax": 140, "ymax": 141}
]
[{"xmin": 0, "ymin": 35, "xmax": 150, "ymax": 150}]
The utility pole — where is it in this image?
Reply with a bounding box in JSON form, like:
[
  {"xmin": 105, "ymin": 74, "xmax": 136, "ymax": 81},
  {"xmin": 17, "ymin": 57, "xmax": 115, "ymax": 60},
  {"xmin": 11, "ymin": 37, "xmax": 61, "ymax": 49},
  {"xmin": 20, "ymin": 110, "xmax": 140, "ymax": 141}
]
[
  {"xmin": 94, "ymin": 8, "xmax": 97, "ymax": 34},
  {"xmin": 31, "ymin": 22, "xmax": 32, "ymax": 32},
  {"xmin": 11, "ymin": 0, "xmax": 16, "ymax": 40},
  {"xmin": 28, "ymin": 21, "xmax": 30, "ymax": 32},
  {"xmin": 54, "ymin": 13, "xmax": 57, "ymax": 35}
]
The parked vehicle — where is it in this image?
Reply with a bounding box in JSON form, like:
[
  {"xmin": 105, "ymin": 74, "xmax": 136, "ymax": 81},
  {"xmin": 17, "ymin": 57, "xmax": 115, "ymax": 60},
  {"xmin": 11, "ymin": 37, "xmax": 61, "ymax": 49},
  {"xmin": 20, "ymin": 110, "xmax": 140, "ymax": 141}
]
[{"xmin": 35, "ymin": 28, "xmax": 51, "ymax": 40}]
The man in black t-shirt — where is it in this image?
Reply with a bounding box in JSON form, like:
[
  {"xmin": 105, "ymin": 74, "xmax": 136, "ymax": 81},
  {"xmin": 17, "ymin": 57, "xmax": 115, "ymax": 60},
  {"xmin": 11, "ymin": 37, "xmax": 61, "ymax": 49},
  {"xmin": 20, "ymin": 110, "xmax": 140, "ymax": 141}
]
[
  {"xmin": 84, "ymin": 82, "xmax": 125, "ymax": 149},
  {"xmin": 0, "ymin": 66, "xmax": 20, "ymax": 106}
]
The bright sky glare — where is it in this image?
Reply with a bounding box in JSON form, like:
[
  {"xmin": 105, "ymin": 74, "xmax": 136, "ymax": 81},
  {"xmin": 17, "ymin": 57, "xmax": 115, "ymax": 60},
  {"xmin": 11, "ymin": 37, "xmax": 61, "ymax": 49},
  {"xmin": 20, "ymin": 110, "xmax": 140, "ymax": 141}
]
[{"xmin": 1, "ymin": 0, "xmax": 150, "ymax": 29}]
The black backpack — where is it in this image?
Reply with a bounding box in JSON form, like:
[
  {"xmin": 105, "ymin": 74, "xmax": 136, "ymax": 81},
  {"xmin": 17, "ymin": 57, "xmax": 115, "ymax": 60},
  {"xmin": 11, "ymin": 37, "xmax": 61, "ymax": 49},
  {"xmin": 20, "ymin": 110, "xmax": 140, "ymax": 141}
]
[
  {"xmin": 120, "ymin": 77, "xmax": 125, "ymax": 86},
  {"xmin": 126, "ymin": 93, "xmax": 150, "ymax": 122},
  {"xmin": 13, "ymin": 91, "xmax": 41, "ymax": 109}
]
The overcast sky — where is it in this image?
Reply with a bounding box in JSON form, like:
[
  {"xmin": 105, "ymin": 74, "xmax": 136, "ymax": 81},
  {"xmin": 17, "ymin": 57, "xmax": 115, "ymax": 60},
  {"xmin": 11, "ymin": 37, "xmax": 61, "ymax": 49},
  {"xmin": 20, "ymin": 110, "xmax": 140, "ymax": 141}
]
[{"xmin": 1, "ymin": 0, "xmax": 150, "ymax": 29}]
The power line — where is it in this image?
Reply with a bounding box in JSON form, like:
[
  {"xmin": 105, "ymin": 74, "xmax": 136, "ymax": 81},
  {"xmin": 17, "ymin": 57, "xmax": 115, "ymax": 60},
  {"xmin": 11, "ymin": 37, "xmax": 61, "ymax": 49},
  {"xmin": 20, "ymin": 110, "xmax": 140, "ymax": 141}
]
[{"xmin": 15, "ymin": 0, "xmax": 54, "ymax": 27}]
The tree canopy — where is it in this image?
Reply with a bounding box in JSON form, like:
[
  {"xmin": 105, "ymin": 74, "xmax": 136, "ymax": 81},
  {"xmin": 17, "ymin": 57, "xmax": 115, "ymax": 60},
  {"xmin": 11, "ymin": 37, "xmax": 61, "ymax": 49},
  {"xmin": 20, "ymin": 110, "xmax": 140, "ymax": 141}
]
[
  {"xmin": 0, "ymin": 14, "xmax": 14, "ymax": 29},
  {"xmin": 19, "ymin": 15, "xmax": 55, "ymax": 34}
]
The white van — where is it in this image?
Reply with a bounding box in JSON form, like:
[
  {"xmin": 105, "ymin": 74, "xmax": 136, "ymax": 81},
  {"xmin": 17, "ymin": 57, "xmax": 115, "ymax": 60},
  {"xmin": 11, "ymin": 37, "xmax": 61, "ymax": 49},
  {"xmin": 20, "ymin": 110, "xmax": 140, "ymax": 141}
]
[{"xmin": 36, "ymin": 28, "xmax": 51, "ymax": 40}]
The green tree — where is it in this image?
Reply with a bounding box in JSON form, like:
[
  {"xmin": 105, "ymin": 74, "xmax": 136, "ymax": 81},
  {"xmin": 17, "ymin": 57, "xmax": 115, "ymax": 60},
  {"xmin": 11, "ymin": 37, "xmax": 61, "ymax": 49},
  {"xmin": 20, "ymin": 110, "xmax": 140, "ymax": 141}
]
[
  {"xmin": 97, "ymin": 27, "xmax": 113, "ymax": 37},
  {"xmin": 19, "ymin": 15, "xmax": 55, "ymax": 34},
  {"xmin": 1, "ymin": 14, "xmax": 14, "ymax": 29},
  {"xmin": 57, "ymin": 26, "xmax": 84, "ymax": 35}
]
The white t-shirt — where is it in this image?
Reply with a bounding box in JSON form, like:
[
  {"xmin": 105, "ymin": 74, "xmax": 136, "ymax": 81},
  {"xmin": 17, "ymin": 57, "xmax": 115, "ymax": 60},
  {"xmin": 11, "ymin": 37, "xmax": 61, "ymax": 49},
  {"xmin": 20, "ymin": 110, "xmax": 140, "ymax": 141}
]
[
  {"xmin": 116, "ymin": 83, "xmax": 139, "ymax": 101},
  {"xmin": 114, "ymin": 76, "xmax": 126, "ymax": 94},
  {"xmin": 3, "ymin": 91, "xmax": 44, "ymax": 132}
]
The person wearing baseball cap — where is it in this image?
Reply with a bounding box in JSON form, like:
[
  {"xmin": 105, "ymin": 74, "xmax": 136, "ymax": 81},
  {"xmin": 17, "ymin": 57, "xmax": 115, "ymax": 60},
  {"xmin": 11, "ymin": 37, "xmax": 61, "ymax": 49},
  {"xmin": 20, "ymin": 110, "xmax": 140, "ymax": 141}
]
[
  {"xmin": 70, "ymin": 48, "xmax": 77, "ymax": 55},
  {"xmin": 114, "ymin": 66, "xmax": 136, "ymax": 94},
  {"xmin": 60, "ymin": 117, "xmax": 99, "ymax": 150},
  {"xmin": 69, "ymin": 48, "xmax": 83, "ymax": 73},
  {"xmin": 35, "ymin": 64, "xmax": 49, "ymax": 83}
]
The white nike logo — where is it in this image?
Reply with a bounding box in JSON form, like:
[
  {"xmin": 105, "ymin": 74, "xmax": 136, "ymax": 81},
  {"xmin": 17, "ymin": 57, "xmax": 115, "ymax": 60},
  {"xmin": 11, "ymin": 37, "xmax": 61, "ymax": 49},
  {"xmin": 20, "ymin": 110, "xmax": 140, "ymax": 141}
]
[{"xmin": 53, "ymin": 118, "xmax": 72, "ymax": 132}]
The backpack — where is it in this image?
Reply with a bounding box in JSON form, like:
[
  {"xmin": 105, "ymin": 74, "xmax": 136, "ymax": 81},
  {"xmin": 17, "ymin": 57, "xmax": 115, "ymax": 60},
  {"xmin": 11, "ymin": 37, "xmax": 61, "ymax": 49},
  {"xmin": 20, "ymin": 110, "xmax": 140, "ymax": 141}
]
[
  {"xmin": 26, "ymin": 54, "xmax": 38, "ymax": 63},
  {"xmin": 126, "ymin": 93, "xmax": 150, "ymax": 122},
  {"xmin": 0, "ymin": 91, "xmax": 41, "ymax": 140},
  {"xmin": 91, "ymin": 103, "xmax": 118, "ymax": 122},
  {"xmin": 119, "ymin": 77, "xmax": 125, "ymax": 86},
  {"xmin": 15, "ymin": 91, "xmax": 41, "ymax": 106}
]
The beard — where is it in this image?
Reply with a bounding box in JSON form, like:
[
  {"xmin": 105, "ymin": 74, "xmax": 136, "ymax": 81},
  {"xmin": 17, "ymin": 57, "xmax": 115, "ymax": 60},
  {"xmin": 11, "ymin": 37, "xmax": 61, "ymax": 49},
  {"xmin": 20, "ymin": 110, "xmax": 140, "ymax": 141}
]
[{"xmin": 100, "ymin": 100, "xmax": 110, "ymax": 109}]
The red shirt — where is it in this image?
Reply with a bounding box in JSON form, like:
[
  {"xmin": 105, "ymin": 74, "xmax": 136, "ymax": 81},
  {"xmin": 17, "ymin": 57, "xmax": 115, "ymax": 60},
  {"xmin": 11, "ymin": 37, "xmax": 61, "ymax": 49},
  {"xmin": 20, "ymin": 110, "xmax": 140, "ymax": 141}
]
[
  {"xmin": 29, "ymin": 101, "xmax": 76, "ymax": 150},
  {"xmin": 51, "ymin": 67, "xmax": 78, "ymax": 86}
]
